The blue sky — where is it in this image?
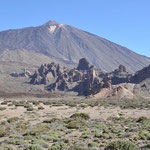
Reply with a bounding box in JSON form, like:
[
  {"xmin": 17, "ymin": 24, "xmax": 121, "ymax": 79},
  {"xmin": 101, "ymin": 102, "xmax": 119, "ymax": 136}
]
[{"xmin": 0, "ymin": 0, "xmax": 150, "ymax": 57}]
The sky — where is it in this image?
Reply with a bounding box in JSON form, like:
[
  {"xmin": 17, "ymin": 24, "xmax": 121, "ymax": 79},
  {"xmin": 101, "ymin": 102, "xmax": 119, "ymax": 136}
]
[{"xmin": 0, "ymin": 0, "xmax": 150, "ymax": 57}]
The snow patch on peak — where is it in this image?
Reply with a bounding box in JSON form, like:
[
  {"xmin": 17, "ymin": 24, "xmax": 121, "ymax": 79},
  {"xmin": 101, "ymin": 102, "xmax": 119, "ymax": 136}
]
[
  {"xmin": 59, "ymin": 24, "xmax": 64, "ymax": 27},
  {"xmin": 48, "ymin": 25, "xmax": 57, "ymax": 33}
]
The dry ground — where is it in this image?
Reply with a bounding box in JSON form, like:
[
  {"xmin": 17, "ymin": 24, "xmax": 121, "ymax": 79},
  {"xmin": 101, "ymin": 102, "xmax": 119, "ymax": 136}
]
[{"xmin": 0, "ymin": 96, "xmax": 150, "ymax": 149}]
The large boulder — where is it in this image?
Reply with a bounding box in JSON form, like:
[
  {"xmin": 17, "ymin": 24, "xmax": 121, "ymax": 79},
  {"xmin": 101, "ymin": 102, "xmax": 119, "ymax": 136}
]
[
  {"xmin": 30, "ymin": 62, "xmax": 64, "ymax": 85},
  {"xmin": 10, "ymin": 72, "xmax": 19, "ymax": 77},
  {"xmin": 67, "ymin": 69, "xmax": 83, "ymax": 82},
  {"xmin": 131, "ymin": 65, "xmax": 150, "ymax": 84},
  {"xmin": 46, "ymin": 75, "xmax": 68, "ymax": 91},
  {"xmin": 72, "ymin": 71, "xmax": 83, "ymax": 82},
  {"xmin": 113, "ymin": 64, "xmax": 127, "ymax": 75},
  {"xmin": 119, "ymin": 64, "xmax": 127, "ymax": 72},
  {"xmin": 30, "ymin": 70, "xmax": 45, "ymax": 84},
  {"xmin": 77, "ymin": 58, "xmax": 93, "ymax": 71},
  {"xmin": 10, "ymin": 69, "xmax": 31, "ymax": 78},
  {"xmin": 74, "ymin": 79, "xmax": 91, "ymax": 96},
  {"xmin": 74, "ymin": 68, "xmax": 102, "ymax": 96},
  {"xmin": 74, "ymin": 77, "xmax": 102, "ymax": 96}
]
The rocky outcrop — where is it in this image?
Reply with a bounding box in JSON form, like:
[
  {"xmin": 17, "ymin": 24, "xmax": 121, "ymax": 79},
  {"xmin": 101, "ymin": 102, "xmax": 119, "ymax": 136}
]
[
  {"xmin": 30, "ymin": 57, "xmax": 150, "ymax": 98},
  {"xmin": 108, "ymin": 65, "xmax": 131, "ymax": 85},
  {"xmin": 10, "ymin": 72, "xmax": 19, "ymax": 77},
  {"xmin": 74, "ymin": 68, "xmax": 103, "ymax": 96},
  {"xmin": 30, "ymin": 70, "xmax": 44, "ymax": 84},
  {"xmin": 113, "ymin": 64, "xmax": 127, "ymax": 75},
  {"xmin": 93, "ymin": 85, "xmax": 136, "ymax": 99},
  {"xmin": 77, "ymin": 58, "xmax": 94, "ymax": 71},
  {"xmin": 130, "ymin": 65, "xmax": 150, "ymax": 84},
  {"xmin": 30, "ymin": 58, "xmax": 99, "ymax": 94},
  {"xmin": 119, "ymin": 64, "xmax": 127, "ymax": 72},
  {"xmin": 30, "ymin": 62, "xmax": 63, "ymax": 85},
  {"xmin": 46, "ymin": 75, "xmax": 68, "ymax": 91},
  {"xmin": 30, "ymin": 59, "xmax": 130, "ymax": 96},
  {"xmin": 10, "ymin": 69, "xmax": 31, "ymax": 78},
  {"xmin": 68, "ymin": 69, "xmax": 83, "ymax": 82}
]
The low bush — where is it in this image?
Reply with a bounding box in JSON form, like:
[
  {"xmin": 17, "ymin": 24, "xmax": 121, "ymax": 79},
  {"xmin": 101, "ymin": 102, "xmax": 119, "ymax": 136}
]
[
  {"xmin": 0, "ymin": 126, "xmax": 7, "ymax": 137},
  {"xmin": 0, "ymin": 107, "xmax": 6, "ymax": 111},
  {"xmin": 69, "ymin": 145, "xmax": 83, "ymax": 150},
  {"xmin": 0, "ymin": 145, "xmax": 13, "ymax": 150},
  {"xmin": 27, "ymin": 107, "xmax": 34, "ymax": 111},
  {"xmin": 1, "ymin": 101, "xmax": 7, "ymax": 105},
  {"xmin": 70, "ymin": 113, "xmax": 90, "ymax": 120},
  {"xmin": 104, "ymin": 140, "xmax": 139, "ymax": 150},
  {"xmin": 43, "ymin": 118, "xmax": 60, "ymax": 123},
  {"xmin": 48, "ymin": 142, "xmax": 66, "ymax": 150},
  {"xmin": 24, "ymin": 144, "xmax": 44, "ymax": 150},
  {"xmin": 137, "ymin": 116, "xmax": 148, "ymax": 123},
  {"xmin": 88, "ymin": 142, "xmax": 98, "ymax": 147},
  {"xmin": 66, "ymin": 120, "xmax": 86, "ymax": 129},
  {"xmin": 7, "ymin": 117, "xmax": 19, "ymax": 123},
  {"xmin": 38, "ymin": 106, "xmax": 44, "ymax": 110}
]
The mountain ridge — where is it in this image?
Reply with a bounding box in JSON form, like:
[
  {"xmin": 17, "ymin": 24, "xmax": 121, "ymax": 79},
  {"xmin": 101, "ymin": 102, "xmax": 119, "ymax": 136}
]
[{"xmin": 0, "ymin": 20, "xmax": 150, "ymax": 73}]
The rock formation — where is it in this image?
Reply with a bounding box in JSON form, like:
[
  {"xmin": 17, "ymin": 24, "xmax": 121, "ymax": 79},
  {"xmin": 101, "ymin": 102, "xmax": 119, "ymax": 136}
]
[
  {"xmin": 77, "ymin": 58, "xmax": 93, "ymax": 71},
  {"xmin": 30, "ymin": 57, "xmax": 150, "ymax": 98},
  {"xmin": 130, "ymin": 65, "xmax": 150, "ymax": 83},
  {"xmin": 30, "ymin": 58, "xmax": 98, "ymax": 94},
  {"xmin": 10, "ymin": 72, "xmax": 19, "ymax": 77},
  {"xmin": 10, "ymin": 69, "xmax": 31, "ymax": 78},
  {"xmin": 30, "ymin": 62, "xmax": 63, "ymax": 85},
  {"xmin": 113, "ymin": 64, "xmax": 127, "ymax": 75},
  {"xmin": 119, "ymin": 64, "xmax": 127, "ymax": 72},
  {"xmin": 46, "ymin": 75, "xmax": 68, "ymax": 91}
]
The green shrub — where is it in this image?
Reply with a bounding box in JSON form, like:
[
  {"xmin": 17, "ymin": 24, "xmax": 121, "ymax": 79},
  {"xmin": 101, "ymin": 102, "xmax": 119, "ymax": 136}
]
[
  {"xmin": 138, "ymin": 131, "xmax": 147, "ymax": 140},
  {"xmin": 88, "ymin": 142, "xmax": 98, "ymax": 147},
  {"xmin": 27, "ymin": 107, "xmax": 34, "ymax": 111},
  {"xmin": 69, "ymin": 145, "xmax": 83, "ymax": 150},
  {"xmin": 24, "ymin": 144, "xmax": 43, "ymax": 150},
  {"xmin": 32, "ymin": 101, "xmax": 40, "ymax": 106},
  {"xmin": 66, "ymin": 120, "xmax": 86, "ymax": 129},
  {"xmin": 1, "ymin": 101, "xmax": 7, "ymax": 105},
  {"xmin": 13, "ymin": 100, "xmax": 26, "ymax": 107},
  {"xmin": 79, "ymin": 104, "xmax": 88, "ymax": 108},
  {"xmin": 70, "ymin": 113, "xmax": 90, "ymax": 120},
  {"xmin": 23, "ymin": 131, "xmax": 37, "ymax": 136},
  {"xmin": 31, "ymin": 139, "xmax": 48, "ymax": 148},
  {"xmin": 38, "ymin": 106, "xmax": 44, "ymax": 110},
  {"xmin": 104, "ymin": 140, "xmax": 140, "ymax": 150},
  {"xmin": 15, "ymin": 123, "xmax": 28, "ymax": 131},
  {"xmin": 0, "ymin": 145, "xmax": 13, "ymax": 150},
  {"xmin": 43, "ymin": 131, "xmax": 61, "ymax": 141},
  {"xmin": 137, "ymin": 116, "xmax": 148, "ymax": 123},
  {"xmin": 80, "ymin": 132, "xmax": 91, "ymax": 139},
  {"xmin": 48, "ymin": 142, "xmax": 66, "ymax": 150},
  {"xmin": 43, "ymin": 101, "xmax": 51, "ymax": 105},
  {"xmin": 0, "ymin": 126, "xmax": 7, "ymax": 137},
  {"xmin": 0, "ymin": 107, "xmax": 6, "ymax": 111},
  {"xmin": 145, "ymin": 143, "xmax": 150, "ymax": 148},
  {"xmin": 94, "ymin": 132, "xmax": 101, "ymax": 138},
  {"xmin": 7, "ymin": 117, "xmax": 19, "ymax": 123},
  {"xmin": 24, "ymin": 103, "xmax": 32, "ymax": 108},
  {"xmin": 23, "ymin": 124, "xmax": 49, "ymax": 136},
  {"xmin": 43, "ymin": 118, "xmax": 60, "ymax": 123},
  {"xmin": 7, "ymin": 139, "xmax": 27, "ymax": 145}
]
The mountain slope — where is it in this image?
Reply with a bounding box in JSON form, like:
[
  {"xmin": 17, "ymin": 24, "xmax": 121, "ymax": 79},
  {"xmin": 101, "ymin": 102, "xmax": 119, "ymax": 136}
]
[{"xmin": 0, "ymin": 20, "xmax": 150, "ymax": 72}]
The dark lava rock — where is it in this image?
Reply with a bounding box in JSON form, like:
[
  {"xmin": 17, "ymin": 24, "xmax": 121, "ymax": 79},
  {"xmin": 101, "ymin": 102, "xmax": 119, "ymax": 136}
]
[{"xmin": 77, "ymin": 58, "xmax": 93, "ymax": 71}]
